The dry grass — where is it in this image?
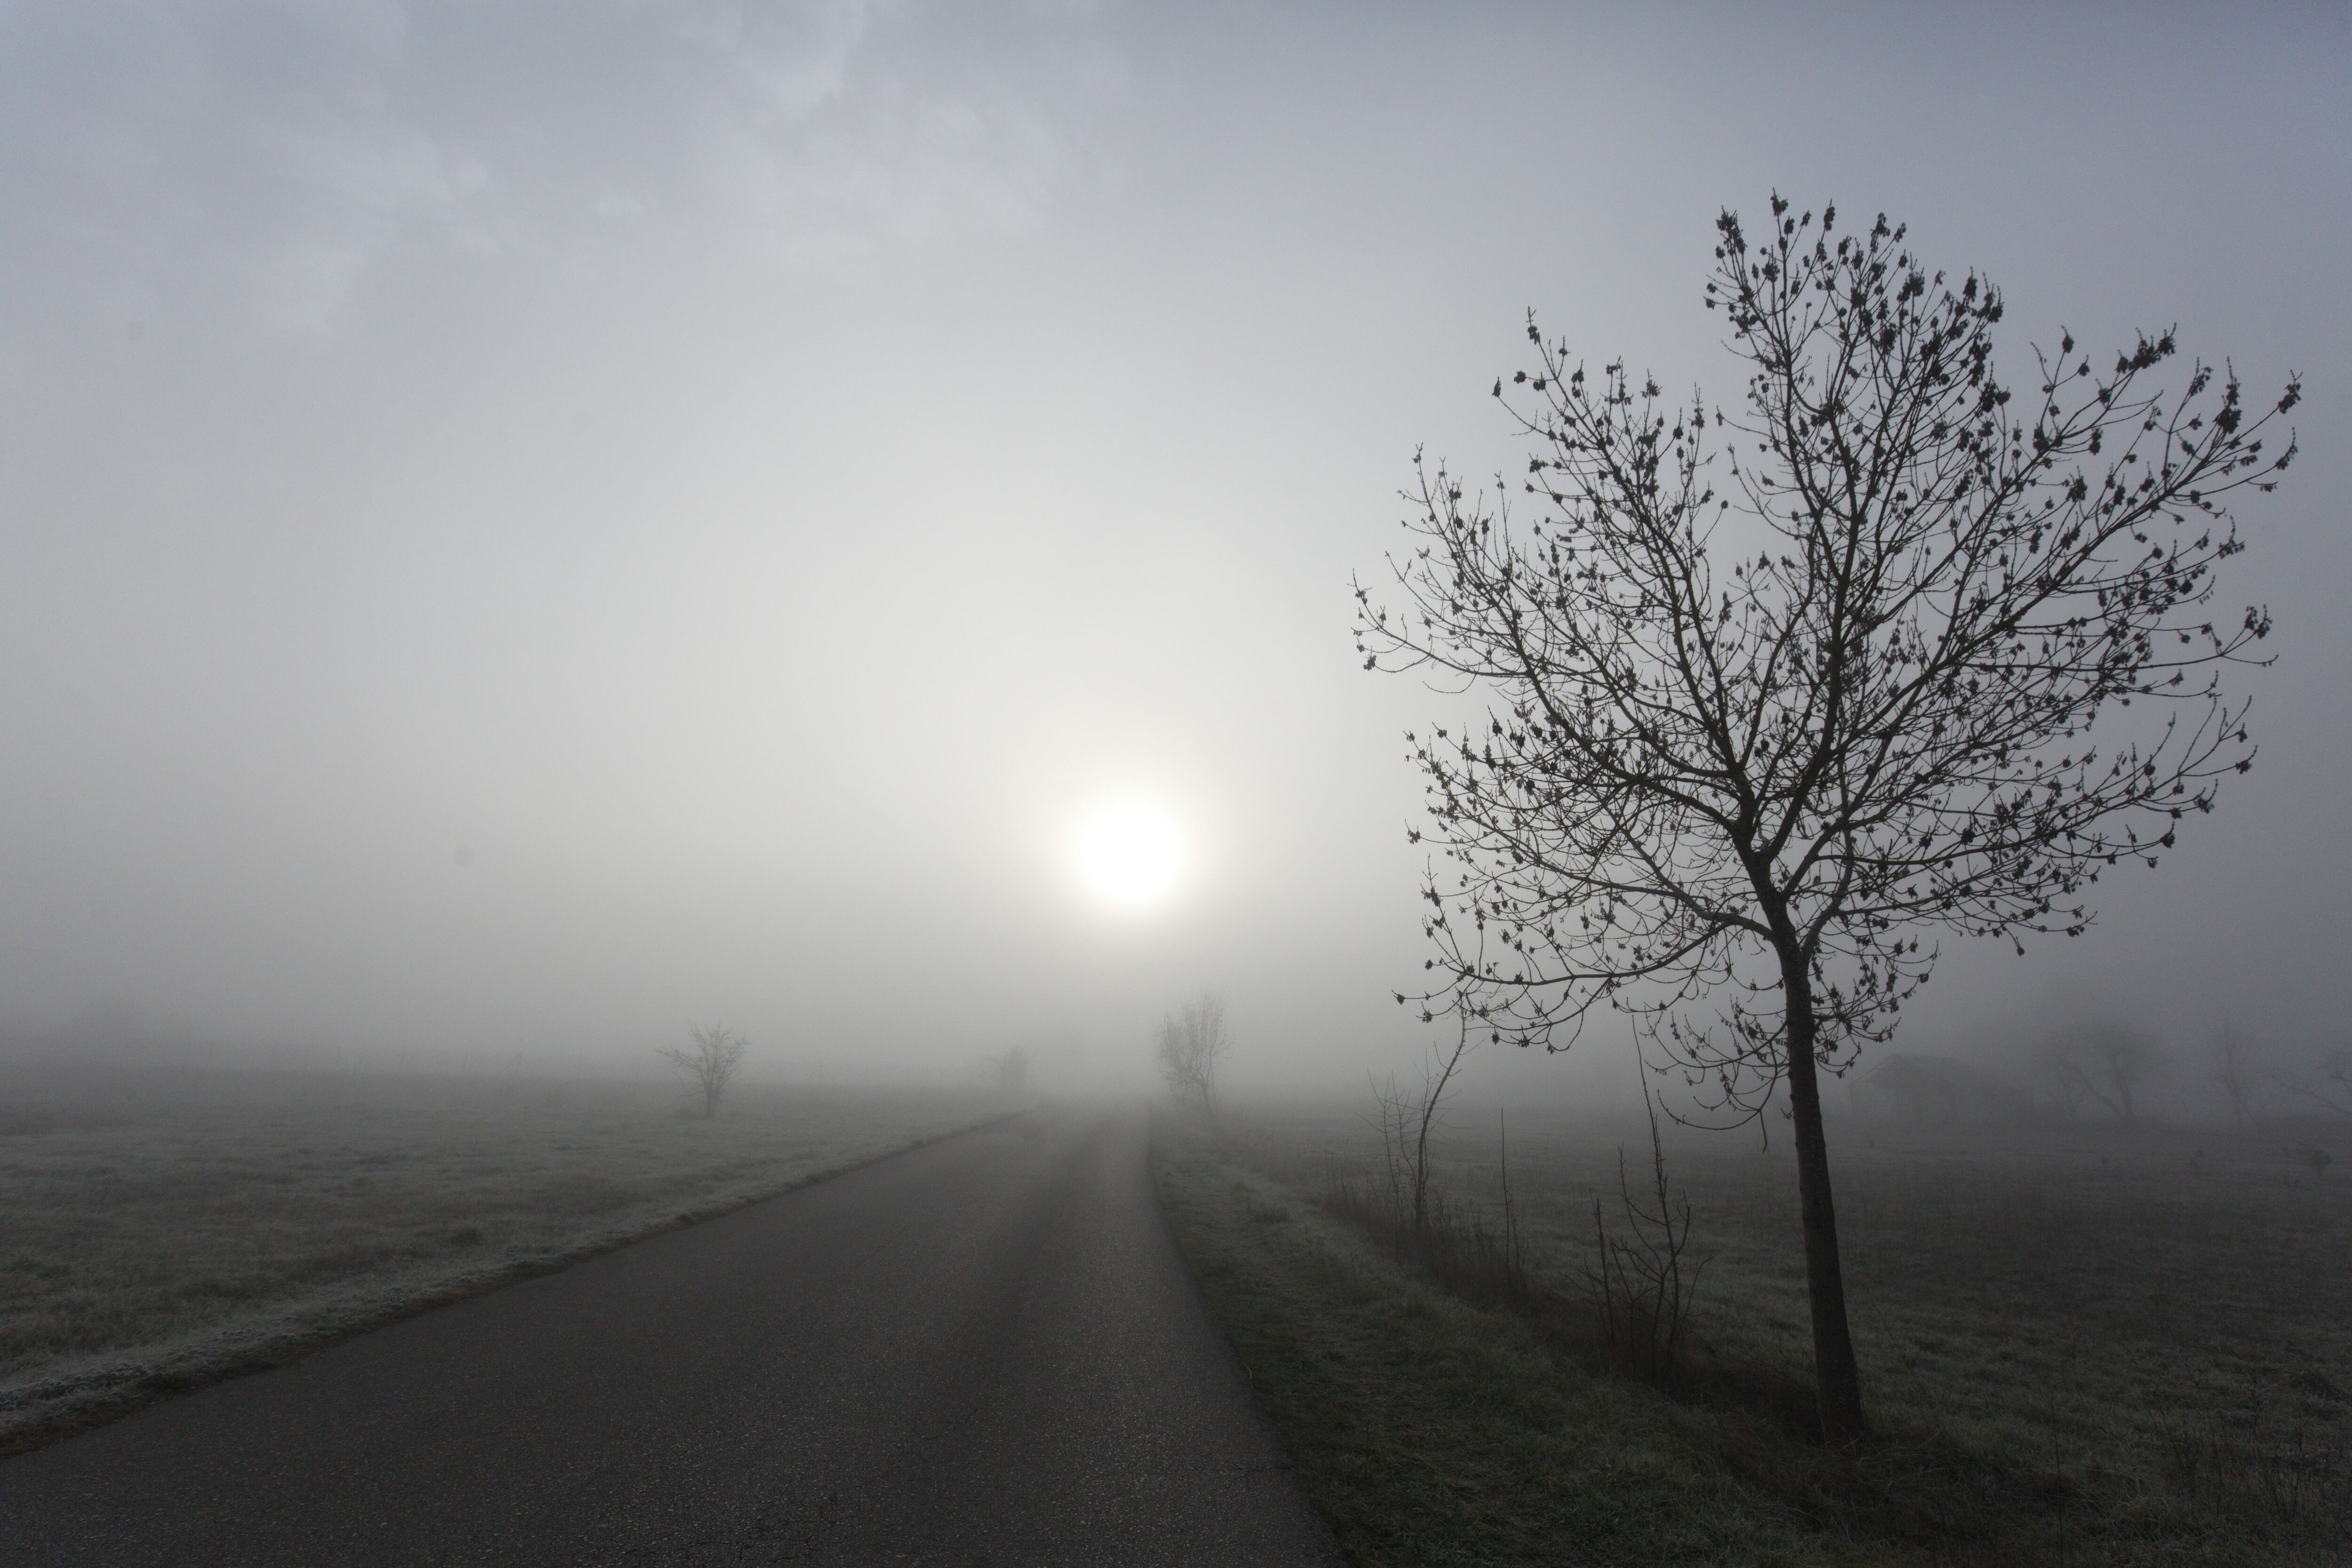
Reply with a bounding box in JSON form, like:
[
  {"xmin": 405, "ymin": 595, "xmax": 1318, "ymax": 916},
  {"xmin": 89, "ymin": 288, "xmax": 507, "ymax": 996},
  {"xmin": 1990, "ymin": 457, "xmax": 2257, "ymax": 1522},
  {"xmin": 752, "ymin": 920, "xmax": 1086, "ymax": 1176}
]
[
  {"xmin": 0, "ymin": 1062, "xmax": 1013, "ymax": 1452},
  {"xmin": 1171, "ymin": 1106, "xmax": 2352, "ymax": 1566},
  {"xmin": 1155, "ymin": 1125, "xmax": 1847, "ymax": 1568}
]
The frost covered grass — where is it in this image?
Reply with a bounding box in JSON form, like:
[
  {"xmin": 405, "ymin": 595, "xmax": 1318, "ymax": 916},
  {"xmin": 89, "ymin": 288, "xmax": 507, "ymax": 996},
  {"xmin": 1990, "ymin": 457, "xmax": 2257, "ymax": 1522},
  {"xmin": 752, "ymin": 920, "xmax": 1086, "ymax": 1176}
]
[
  {"xmin": 0, "ymin": 1063, "xmax": 1012, "ymax": 1452},
  {"xmin": 1164, "ymin": 1108, "xmax": 2352, "ymax": 1566}
]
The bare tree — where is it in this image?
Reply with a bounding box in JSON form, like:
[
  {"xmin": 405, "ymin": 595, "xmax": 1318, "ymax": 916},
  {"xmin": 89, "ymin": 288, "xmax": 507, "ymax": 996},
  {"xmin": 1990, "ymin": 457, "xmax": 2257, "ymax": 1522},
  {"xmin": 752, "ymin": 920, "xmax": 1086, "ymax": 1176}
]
[
  {"xmin": 1369, "ymin": 1015, "xmax": 1477, "ymax": 1236},
  {"xmin": 1155, "ymin": 993, "xmax": 1232, "ymax": 1118},
  {"xmin": 2205, "ymin": 1021, "xmax": 2260, "ymax": 1124},
  {"xmin": 2071, "ymin": 1023, "xmax": 2166, "ymax": 1121},
  {"xmin": 1356, "ymin": 195, "xmax": 2296, "ymax": 1439},
  {"xmin": 1588, "ymin": 1077, "xmax": 1708, "ymax": 1393},
  {"xmin": 982, "ymin": 1047, "xmax": 1031, "ymax": 1094},
  {"xmin": 2035, "ymin": 1039, "xmax": 2095, "ymax": 1119},
  {"xmin": 656, "ymin": 1023, "xmax": 747, "ymax": 1119}
]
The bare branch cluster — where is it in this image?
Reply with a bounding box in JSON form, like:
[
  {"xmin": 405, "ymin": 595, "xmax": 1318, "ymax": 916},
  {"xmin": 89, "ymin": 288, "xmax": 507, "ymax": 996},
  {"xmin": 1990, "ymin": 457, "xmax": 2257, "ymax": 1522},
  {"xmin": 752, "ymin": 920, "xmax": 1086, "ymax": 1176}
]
[
  {"xmin": 1587, "ymin": 1083, "xmax": 1708, "ymax": 1392},
  {"xmin": 1357, "ymin": 197, "xmax": 2296, "ymax": 1123},
  {"xmin": 1367, "ymin": 1017, "xmax": 1476, "ymax": 1234},
  {"xmin": 1155, "ymin": 993, "xmax": 1232, "ymax": 1117},
  {"xmin": 2036, "ymin": 1022, "xmax": 2167, "ymax": 1121},
  {"xmin": 655, "ymin": 1023, "xmax": 748, "ymax": 1119}
]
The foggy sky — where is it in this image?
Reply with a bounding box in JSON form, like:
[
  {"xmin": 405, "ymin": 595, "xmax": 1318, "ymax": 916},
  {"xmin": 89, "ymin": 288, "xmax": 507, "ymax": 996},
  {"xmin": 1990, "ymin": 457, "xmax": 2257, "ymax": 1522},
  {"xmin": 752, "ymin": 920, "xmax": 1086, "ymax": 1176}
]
[{"xmin": 2, "ymin": 2, "xmax": 2346, "ymax": 1106}]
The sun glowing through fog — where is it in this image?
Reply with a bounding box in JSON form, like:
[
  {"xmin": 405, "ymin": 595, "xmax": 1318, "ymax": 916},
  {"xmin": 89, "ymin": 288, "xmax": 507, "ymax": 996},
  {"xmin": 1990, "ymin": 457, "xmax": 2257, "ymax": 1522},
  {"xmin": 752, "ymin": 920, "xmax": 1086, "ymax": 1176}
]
[{"xmin": 1071, "ymin": 800, "xmax": 1184, "ymax": 910}]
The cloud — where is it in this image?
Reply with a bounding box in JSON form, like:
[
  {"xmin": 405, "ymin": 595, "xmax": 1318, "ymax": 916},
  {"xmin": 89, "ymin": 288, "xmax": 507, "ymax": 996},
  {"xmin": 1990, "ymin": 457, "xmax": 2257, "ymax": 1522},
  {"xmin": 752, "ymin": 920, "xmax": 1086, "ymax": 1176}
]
[
  {"xmin": 672, "ymin": 0, "xmax": 877, "ymax": 121},
  {"xmin": 241, "ymin": 111, "xmax": 492, "ymax": 332},
  {"xmin": 0, "ymin": 0, "xmax": 1117, "ymax": 333},
  {"xmin": 696, "ymin": 67, "xmax": 1077, "ymax": 260}
]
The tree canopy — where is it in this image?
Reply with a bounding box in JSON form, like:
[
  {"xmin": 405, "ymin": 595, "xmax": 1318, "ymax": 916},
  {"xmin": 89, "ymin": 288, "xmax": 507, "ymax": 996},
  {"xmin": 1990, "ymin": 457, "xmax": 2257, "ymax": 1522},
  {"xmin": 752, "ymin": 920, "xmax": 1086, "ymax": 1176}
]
[{"xmin": 1361, "ymin": 197, "xmax": 2295, "ymax": 1110}]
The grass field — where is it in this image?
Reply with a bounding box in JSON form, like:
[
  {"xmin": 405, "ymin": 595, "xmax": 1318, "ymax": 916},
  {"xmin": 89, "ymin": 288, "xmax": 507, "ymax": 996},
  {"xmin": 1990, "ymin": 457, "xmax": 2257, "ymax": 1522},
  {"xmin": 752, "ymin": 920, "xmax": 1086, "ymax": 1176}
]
[
  {"xmin": 1155, "ymin": 1106, "xmax": 2352, "ymax": 1567},
  {"xmin": 0, "ymin": 1062, "xmax": 1014, "ymax": 1453}
]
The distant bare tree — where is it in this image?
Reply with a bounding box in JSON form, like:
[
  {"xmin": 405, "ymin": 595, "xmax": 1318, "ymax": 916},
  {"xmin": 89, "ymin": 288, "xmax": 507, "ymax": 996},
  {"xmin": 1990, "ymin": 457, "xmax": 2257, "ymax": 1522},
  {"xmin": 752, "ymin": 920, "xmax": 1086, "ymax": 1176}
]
[
  {"xmin": 2048, "ymin": 1023, "xmax": 2165, "ymax": 1121},
  {"xmin": 1155, "ymin": 994, "xmax": 1232, "ymax": 1118},
  {"xmin": 984, "ymin": 1047, "xmax": 1030, "ymax": 1095},
  {"xmin": 2205, "ymin": 1022, "xmax": 2260, "ymax": 1124},
  {"xmin": 2034, "ymin": 1040, "xmax": 2095, "ymax": 1119},
  {"xmin": 2279, "ymin": 1045, "xmax": 2352, "ymax": 1118},
  {"xmin": 1356, "ymin": 194, "xmax": 2296, "ymax": 1438},
  {"xmin": 656, "ymin": 1023, "xmax": 747, "ymax": 1118}
]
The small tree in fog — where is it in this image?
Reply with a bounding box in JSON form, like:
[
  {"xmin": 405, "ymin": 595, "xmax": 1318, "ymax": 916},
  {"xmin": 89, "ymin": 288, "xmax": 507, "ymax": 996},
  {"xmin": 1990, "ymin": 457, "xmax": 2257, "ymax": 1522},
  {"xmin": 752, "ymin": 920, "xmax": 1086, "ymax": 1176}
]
[
  {"xmin": 1357, "ymin": 195, "xmax": 2296, "ymax": 1439},
  {"xmin": 657, "ymin": 1024, "xmax": 747, "ymax": 1118},
  {"xmin": 1156, "ymin": 993, "xmax": 1232, "ymax": 1118},
  {"xmin": 2035, "ymin": 1038, "xmax": 2096, "ymax": 1118},
  {"xmin": 1369, "ymin": 1017, "xmax": 1475, "ymax": 1234},
  {"xmin": 2065, "ymin": 1023, "xmax": 2166, "ymax": 1121},
  {"xmin": 986, "ymin": 1047, "xmax": 1030, "ymax": 1095},
  {"xmin": 2205, "ymin": 1022, "xmax": 2260, "ymax": 1124}
]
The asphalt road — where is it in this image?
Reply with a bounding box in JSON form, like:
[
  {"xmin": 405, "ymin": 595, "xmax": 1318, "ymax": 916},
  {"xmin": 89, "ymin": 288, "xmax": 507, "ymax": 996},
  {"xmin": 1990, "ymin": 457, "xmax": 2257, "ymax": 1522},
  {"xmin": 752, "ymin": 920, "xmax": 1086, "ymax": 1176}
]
[{"xmin": 0, "ymin": 1106, "xmax": 1343, "ymax": 1566}]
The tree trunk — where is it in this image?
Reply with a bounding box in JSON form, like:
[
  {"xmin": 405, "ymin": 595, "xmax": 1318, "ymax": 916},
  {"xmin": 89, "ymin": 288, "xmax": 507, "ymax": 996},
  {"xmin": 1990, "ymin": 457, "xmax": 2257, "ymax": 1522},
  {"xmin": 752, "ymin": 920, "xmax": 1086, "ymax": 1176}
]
[{"xmin": 1780, "ymin": 957, "xmax": 1868, "ymax": 1442}]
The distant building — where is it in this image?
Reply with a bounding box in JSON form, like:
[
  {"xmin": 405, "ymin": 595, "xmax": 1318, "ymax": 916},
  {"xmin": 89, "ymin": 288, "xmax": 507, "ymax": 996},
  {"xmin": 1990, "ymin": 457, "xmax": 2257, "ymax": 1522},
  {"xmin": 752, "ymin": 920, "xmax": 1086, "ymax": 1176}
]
[{"xmin": 1848, "ymin": 1052, "xmax": 2035, "ymax": 1124}]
